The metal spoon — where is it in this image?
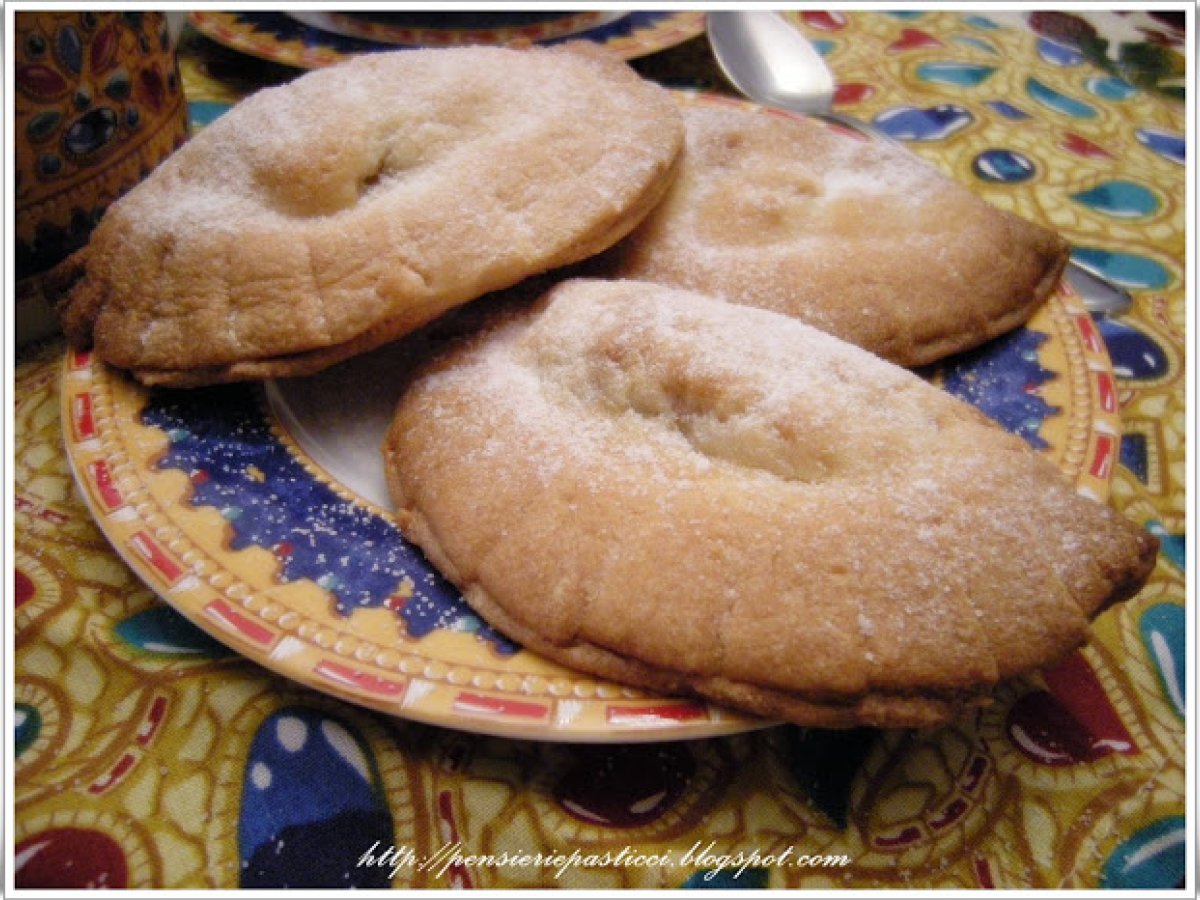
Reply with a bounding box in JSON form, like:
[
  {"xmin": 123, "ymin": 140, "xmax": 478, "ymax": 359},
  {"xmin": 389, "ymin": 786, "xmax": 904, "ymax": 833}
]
[{"xmin": 706, "ymin": 10, "xmax": 1132, "ymax": 315}]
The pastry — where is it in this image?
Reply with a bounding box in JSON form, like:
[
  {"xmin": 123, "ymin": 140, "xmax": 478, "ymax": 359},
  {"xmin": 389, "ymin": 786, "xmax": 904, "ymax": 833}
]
[
  {"xmin": 592, "ymin": 102, "xmax": 1069, "ymax": 367},
  {"xmin": 382, "ymin": 278, "xmax": 1157, "ymax": 728},
  {"xmin": 49, "ymin": 44, "xmax": 683, "ymax": 387}
]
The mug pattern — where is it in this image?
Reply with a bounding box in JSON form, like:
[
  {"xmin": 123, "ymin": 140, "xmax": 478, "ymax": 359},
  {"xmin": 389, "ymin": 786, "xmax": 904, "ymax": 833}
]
[{"xmin": 14, "ymin": 12, "xmax": 188, "ymax": 321}]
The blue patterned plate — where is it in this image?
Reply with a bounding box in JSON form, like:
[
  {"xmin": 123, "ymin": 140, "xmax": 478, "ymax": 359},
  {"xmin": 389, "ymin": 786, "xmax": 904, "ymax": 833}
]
[{"xmin": 59, "ymin": 274, "xmax": 1118, "ymax": 742}]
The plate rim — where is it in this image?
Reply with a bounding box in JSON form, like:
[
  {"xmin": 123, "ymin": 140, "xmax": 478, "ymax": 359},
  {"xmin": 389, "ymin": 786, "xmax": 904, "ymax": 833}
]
[
  {"xmin": 58, "ymin": 348, "xmax": 773, "ymax": 743},
  {"xmin": 187, "ymin": 9, "xmax": 708, "ymax": 68},
  {"xmin": 284, "ymin": 10, "xmax": 634, "ymax": 48}
]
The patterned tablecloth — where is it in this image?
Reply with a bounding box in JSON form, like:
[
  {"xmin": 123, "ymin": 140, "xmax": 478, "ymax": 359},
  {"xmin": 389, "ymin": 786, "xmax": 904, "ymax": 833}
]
[{"xmin": 12, "ymin": 9, "xmax": 1188, "ymax": 891}]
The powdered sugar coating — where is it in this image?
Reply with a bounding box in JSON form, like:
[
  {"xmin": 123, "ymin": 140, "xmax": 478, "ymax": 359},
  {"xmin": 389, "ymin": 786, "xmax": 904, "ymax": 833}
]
[
  {"xmin": 383, "ymin": 279, "xmax": 1157, "ymax": 726},
  {"xmin": 596, "ymin": 102, "xmax": 1069, "ymax": 367},
  {"xmin": 57, "ymin": 44, "xmax": 683, "ymax": 385}
]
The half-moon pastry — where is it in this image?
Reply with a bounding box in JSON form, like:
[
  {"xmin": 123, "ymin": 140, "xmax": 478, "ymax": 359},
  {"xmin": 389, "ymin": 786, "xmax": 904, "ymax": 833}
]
[
  {"xmin": 382, "ymin": 278, "xmax": 1156, "ymax": 728},
  {"xmin": 593, "ymin": 102, "xmax": 1069, "ymax": 367},
  {"xmin": 49, "ymin": 44, "xmax": 684, "ymax": 387}
]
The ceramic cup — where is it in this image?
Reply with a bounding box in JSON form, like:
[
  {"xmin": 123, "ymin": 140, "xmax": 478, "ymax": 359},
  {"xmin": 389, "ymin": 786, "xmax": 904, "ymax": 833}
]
[{"xmin": 14, "ymin": 11, "xmax": 189, "ymax": 346}]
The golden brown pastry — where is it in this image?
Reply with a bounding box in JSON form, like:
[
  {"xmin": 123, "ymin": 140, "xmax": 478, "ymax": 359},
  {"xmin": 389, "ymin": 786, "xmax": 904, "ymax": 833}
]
[
  {"xmin": 49, "ymin": 44, "xmax": 683, "ymax": 387},
  {"xmin": 592, "ymin": 102, "xmax": 1069, "ymax": 367},
  {"xmin": 382, "ymin": 278, "xmax": 1157, "ymax": 728}
]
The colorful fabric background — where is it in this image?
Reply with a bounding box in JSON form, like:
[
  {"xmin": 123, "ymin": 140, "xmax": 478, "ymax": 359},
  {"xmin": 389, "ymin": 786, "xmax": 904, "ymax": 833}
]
[{"xmin": 12, "ymin": 10, "xmax": 1187, "ymax": 890}]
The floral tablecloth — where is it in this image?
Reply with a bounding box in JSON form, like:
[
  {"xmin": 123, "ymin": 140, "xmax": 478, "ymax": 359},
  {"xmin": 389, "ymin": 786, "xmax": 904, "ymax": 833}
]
[{"xmin": 12, "ymin": 9, "xmax": 1188, "ymax": 891}]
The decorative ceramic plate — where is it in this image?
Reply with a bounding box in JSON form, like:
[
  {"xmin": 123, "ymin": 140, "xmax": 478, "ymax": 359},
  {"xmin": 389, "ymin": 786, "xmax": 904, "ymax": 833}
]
[
  {"xmin": 60, "ymin": 273, "xmax": 1119, "ymax": 742},
  {"xmin": 187, "ymin": 10, "xmax": 706, "ymax": 68}
]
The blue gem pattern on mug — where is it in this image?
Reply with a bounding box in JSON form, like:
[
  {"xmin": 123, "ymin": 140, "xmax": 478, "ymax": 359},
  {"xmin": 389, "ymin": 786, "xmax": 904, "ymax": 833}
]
[{"xmin": 14, "ymin": 11, "xmax": 189, "ymax": 345}]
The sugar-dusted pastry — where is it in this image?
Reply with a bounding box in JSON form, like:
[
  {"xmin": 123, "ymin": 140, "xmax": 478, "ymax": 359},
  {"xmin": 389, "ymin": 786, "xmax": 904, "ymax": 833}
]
[
  {"xmin": 382, "ymin": 278, "xmax": 1157, "ymax": 728},
  {"xmin": 49, "ymin": 44, "xmax": 683, "ymax": 387},
  {"xmin": 593, "ymin": 102, "xmax": 1069, "ymax": 367}
]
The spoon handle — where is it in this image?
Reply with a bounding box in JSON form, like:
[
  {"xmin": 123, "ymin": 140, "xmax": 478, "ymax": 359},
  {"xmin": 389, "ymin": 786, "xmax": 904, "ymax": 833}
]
[
  {"xmin": 807, "ymin": 111, "xmax": 891, "ymax": 141},
  {"xmin": 1063, "ymin": 259, "xmax": 1134, "ymax": 315}
]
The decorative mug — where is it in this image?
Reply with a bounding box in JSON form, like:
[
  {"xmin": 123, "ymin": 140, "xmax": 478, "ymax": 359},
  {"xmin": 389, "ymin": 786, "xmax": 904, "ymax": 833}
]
[{"xmin": 14, "ymin": 11, "xmax": 189, "ymax": 346}]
